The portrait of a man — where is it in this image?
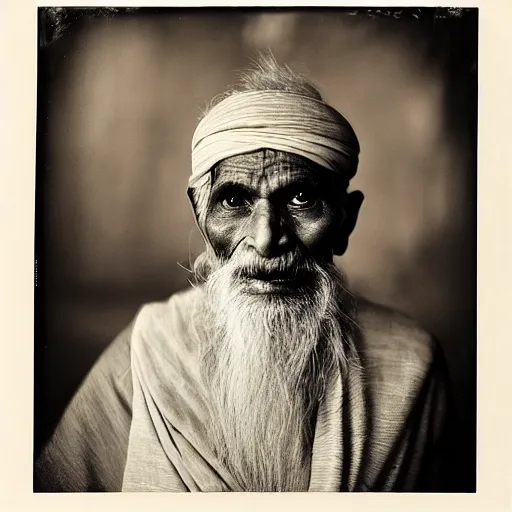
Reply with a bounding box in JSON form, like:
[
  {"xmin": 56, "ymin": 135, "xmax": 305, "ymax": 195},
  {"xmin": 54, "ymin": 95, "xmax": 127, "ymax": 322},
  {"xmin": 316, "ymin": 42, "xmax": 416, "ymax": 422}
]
[{"xmin": 34, "ymin": 7, "xmax": 477, "ymax": 493}]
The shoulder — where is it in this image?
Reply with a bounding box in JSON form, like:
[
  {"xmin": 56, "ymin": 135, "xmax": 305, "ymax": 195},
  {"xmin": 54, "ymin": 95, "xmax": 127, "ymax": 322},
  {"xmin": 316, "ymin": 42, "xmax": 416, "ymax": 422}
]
[
  {"xmin": 357, "ymin": 297, "xmax": 438, "ymax": 367},
  {"xmin": 355, "ymin": 297, "xmax": 443, "ymax": 399},
  {"xmin": 35, "ymin": 323, "xmax": 134, "ymax": 492},
  {"xmin": 90, "ymin": 321, "xmax": 133, "ymax": 390},
  {"xmin": 352, "ymin": 298, "xmax": 454, "ymax": 491},
  {"xmin": 35, "ymin": 287, "xmax": 200, "ymax": 492},
  {"xmin": 131, "ymin": 286, "xmax": 202, "ymax": 352},
  {"xmin": 135, "ymin": 286, "xmax": 201, "ymax": 327},
  {"xmin": 96, "ymin": 286, "xmax": 201, "ymax": 378}
]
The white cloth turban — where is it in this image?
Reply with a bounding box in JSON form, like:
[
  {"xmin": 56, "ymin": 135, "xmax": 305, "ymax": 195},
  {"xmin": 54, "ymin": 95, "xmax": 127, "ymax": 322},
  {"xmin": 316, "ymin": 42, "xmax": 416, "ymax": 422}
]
[
  {"xmin": 188, "ymin": 90, "xmax": 360, "ymax": 218},
  {"xmin": 190, "ymin": 90, "xmax": 359, "ymax": 187}
]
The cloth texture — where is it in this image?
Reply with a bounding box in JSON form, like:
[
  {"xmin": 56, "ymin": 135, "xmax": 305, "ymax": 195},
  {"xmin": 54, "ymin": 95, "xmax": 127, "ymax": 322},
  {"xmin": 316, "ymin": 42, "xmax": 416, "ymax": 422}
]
[
  {"xmin": 189, "ymin": 91, "xmax": 360, "ymax": 191},
  {"xmin": 35, "ymin": 287, "xmax": 455, "ymax": 492}
]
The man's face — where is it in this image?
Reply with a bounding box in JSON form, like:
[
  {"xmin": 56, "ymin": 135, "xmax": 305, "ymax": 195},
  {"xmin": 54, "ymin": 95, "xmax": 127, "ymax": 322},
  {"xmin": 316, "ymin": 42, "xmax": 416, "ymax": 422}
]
[
  {"xmin": 203, "ymin": 149, "xmax": 352, "ymax": 293},
  {"xmin": 195, "ymin": 152, "xmax": 362, "ymax": 492}
]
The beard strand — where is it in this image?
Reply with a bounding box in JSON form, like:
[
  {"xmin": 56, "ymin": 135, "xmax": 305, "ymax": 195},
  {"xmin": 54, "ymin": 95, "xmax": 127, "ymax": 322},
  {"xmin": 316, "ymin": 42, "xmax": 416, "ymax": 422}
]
[{"xmin": 191, "ymin": 248, "xmax": 359, "ymax": 492}]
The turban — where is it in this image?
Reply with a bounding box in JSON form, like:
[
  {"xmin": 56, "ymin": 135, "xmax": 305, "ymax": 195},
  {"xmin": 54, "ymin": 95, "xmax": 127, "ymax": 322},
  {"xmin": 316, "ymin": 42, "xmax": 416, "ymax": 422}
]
[
  {"xmin": 189, "ymin": 90, "xmax": 360, "ymax": 191},
  {"xmin": 187, "ymin": 90, "xmax": 360, "ymax": 226}
]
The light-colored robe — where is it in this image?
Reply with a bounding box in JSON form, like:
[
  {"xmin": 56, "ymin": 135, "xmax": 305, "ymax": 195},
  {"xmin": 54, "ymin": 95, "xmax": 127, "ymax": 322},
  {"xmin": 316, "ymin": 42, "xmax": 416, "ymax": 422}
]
[{"xmin": 35, "ymin": 287, "xmax": 455, "ymax": 492}]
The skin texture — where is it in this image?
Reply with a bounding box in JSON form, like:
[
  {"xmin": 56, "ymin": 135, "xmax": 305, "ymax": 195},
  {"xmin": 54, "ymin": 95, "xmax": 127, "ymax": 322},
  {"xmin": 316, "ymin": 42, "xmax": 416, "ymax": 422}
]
[{"xmin": 202, "ymin": 149, "xmax": 364, "ymax": 265}]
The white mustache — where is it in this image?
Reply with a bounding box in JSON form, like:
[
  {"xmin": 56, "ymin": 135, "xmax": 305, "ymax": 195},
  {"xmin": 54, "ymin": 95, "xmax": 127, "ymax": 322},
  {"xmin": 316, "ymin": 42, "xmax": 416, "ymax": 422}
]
[{"xmin": 223, "ymin": 247, "xmax": 317, "ymax": 281}]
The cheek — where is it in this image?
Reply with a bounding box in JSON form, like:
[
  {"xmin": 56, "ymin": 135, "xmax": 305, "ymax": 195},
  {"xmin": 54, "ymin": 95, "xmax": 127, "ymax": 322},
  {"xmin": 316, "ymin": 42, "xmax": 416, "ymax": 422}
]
[
  {"xmin": 205, "ymin": 213, "xmax": 247, "ymax": 259},
  {"xmin": 291, "ymin": 209, "xmax": 337, "ymax": 257}
]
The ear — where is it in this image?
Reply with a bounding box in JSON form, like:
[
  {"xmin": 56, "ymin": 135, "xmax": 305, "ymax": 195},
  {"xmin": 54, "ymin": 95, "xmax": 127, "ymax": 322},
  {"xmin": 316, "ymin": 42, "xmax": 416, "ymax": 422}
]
[
  {"xmin": 187, "ymin": 187, "xmax": 200, "ymax": 220},
  {"xmin": 187, "ymin": 186, "xmax": 212, "ymax": 249},
  {"xmin": 333, "ymin": 190, "xmax": 364, "ymax": 256}
]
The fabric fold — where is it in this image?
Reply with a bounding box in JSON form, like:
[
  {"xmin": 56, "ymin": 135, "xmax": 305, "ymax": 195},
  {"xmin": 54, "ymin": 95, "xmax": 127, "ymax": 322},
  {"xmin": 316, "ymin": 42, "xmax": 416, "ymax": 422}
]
[
  {"xmin": 189, "ymin": 90, "xmax": 360, "ymax": 189},
  {"xmin": 121, "ymin": 290, "xmax": 445, "ymax": 492}
]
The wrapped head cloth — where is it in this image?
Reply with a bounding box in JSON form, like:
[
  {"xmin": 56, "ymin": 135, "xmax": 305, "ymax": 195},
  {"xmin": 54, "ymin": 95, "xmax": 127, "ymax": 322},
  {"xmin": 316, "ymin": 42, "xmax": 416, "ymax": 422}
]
[{"xmin": 188, "ymin": 90, "xmax": 360, "ymax": 220}]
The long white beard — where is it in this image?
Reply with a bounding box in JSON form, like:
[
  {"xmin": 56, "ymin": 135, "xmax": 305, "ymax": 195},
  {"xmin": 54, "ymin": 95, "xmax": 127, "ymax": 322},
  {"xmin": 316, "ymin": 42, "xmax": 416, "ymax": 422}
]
[{"xmin": 193, "ymin": 250, "xmax": 359, "ymax": 492}]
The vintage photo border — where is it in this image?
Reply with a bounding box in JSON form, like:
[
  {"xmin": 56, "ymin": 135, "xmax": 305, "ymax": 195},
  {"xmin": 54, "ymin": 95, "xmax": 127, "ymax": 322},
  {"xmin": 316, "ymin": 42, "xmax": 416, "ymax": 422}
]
[{"xmin": 1, "ymin": 0, "xmax": 510, "ymax": 510}]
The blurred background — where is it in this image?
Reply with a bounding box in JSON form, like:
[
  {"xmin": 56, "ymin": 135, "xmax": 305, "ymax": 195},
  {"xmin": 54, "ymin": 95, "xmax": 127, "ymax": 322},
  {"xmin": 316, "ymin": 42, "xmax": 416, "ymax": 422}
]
[{"xmin": 35, "ymin": 7, "xmax": 477, "ymax": 491}]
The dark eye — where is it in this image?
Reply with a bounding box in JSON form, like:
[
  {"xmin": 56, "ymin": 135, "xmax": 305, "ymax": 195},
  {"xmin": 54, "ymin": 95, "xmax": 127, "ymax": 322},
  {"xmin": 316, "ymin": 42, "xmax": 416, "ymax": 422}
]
[
  {"xmin": 289, "ymin": 191, "xmax": 317, "ymax": 209},
  {"xmin": 221, "ymin": 194, "xmax": 246, "ymax": 209}
]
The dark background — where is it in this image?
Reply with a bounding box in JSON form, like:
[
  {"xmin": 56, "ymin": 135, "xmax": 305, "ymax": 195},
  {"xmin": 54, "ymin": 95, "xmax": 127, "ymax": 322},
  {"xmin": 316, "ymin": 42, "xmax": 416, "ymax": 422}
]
[{"xmin": 35, "ymin": 7, "xmax": 477, "ymax": 492}]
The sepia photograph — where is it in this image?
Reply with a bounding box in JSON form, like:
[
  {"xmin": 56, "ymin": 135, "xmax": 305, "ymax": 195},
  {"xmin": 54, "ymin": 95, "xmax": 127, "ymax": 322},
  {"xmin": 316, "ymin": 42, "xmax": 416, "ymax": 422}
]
[{"xmin": 33, "ymin": 7, "xmax": 477, "ymax": 493}]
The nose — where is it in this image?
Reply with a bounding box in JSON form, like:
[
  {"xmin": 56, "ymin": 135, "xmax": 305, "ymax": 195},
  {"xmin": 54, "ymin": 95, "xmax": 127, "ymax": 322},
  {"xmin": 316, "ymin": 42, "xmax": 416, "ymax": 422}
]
[{"xmin": 246, "ymin": 200, "xmax": 289, "ymax": 258}]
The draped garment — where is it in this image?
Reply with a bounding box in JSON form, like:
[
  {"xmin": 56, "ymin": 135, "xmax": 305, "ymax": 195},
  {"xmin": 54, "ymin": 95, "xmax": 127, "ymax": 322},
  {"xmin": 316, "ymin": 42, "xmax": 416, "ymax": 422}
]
[{"xmin": 35, "ymin": 287, "xmax": 455, "ymax": 492}]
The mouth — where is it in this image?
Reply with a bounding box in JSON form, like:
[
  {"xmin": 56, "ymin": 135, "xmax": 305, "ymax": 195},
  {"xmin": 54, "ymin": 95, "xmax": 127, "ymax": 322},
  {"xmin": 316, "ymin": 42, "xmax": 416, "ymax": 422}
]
[{"xmin": 237, "ymin": 268, "xmax": 311, "ymax": 294}]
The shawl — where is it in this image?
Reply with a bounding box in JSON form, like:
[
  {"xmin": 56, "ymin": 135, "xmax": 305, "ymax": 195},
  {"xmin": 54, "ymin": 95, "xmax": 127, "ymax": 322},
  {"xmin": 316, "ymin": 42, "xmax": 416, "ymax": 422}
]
[{"xmin": 121, "ymin": 287, "xmax": 451, "ymax": 492}]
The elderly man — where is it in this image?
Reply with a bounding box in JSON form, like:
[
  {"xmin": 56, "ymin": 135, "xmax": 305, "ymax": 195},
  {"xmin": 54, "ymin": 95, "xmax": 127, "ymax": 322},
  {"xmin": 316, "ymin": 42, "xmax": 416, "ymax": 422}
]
[{"xmin": 35, "ymin": 57, "xmax": 454, "ymax": 492}]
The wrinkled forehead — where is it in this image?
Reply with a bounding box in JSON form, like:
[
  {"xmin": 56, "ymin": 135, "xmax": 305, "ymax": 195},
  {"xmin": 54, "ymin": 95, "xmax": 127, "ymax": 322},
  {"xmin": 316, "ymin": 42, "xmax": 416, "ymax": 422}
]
[{"xmin": 212, "ymin": 149, "xmax": 343, "ymax": 192}]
